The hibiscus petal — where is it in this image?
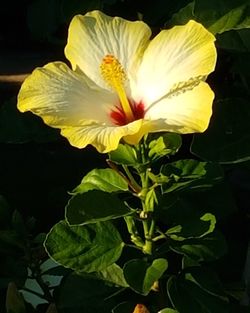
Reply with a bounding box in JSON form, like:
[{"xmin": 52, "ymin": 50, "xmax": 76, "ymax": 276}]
[
  {"xmin": 65, "ymin": 10, "xmax": 151, "ymax": 90},
  {"xmin": 145, "ymin": 81, "xmax": 214, "ymax": 133},
  {"xmin": 136, "ymin": 20, "xmax": 216, "ymax": 105},
  {"xmin": 60, "ymin": 119, "xmax": 143, "ymax": 153},
  {"xmin": 17, "ymin": 61, "xmax": 115, "ymax": 127}
]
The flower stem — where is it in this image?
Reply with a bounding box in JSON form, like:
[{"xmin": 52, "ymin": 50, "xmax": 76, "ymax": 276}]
[
  {"xmin": 124, "ymin": 216, "xmax": 144, "ymax": 248},
  {"xmin": 122, "ymin": 165, "xmax": 142, "ymax": 193}
]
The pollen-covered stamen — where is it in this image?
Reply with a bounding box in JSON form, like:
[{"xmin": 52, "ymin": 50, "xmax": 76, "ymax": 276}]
[{"xmin": 100, "ymin": 54, "xmax": 134, "ymax": 122}]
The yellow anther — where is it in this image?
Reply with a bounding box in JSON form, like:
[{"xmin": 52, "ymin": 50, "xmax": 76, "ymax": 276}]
[{"xmin": 100, "ymin": 54, "xmax": 134, "ymax": 121}]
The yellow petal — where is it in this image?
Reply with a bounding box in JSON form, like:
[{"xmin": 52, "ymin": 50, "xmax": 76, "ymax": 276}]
[
  {"xmin": 60, "ymin": 119, "xmax": 143, "ymax": 153},
  {"xmin": 65, "ymin": 10, "xmax": 151, "ymax": 90},
  {"xmin": 145, "ymin": 82, "xmax": 214, "ymax": 133},
  {"xmin": 17, "ymin": 62, "xmax": 115, "ymax": 127},
  {"xmin": 123, "ymin": 120, "xmax": 162, "ymax": 145},
  {"xmin": 136, "ymin": 20, "xmax": 216, "ymax": 105}
]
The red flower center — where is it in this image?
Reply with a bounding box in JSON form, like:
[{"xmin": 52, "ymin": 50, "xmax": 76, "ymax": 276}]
[{"xmin": 110, "ymin": 100, "xmax": 145, "ymax": 126}]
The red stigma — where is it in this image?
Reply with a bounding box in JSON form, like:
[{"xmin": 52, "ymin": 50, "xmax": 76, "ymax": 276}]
[{"xmin": 110, "ymin": 100, "xmax": 145, "ymax": 126}]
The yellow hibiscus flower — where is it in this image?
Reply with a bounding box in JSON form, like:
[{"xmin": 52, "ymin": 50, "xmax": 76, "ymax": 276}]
[{"xmin": 17, "ymin": 10, "xmax": 216, "ymax": 153}]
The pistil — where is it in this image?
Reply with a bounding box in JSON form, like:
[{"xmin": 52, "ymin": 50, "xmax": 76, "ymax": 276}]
[{"xmin": 100, "ymin": 54, "xmax": 134, "ymax": 122}]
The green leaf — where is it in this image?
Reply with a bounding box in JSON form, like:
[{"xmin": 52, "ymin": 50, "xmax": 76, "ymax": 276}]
[
  {"xmin": 147, "ymin": 133, "xmax": 182, "ymax": 161},
  {"xmin": 171, "ymin": 231, "xmax": 227, "ymax": 262},
  {"xmin": 94, "ymin": 263, "xmax": 128, "ymax": 288},
  {"xmin": 183, "ymin": 267, "xmax": 226, "ymax": 297},
  {"xmin": 195, "ymin": 0, "xmax": 250, "ymax": 34},
  {"xmin": 191, "ymin": 98, "xmax": 250, "ymax": 163},
  {"xmin": 161, "ymin": 159, "xmax": 223, "ymax": 193},
  {"xmin": 66, "ymin": 190, "xmax": 131, "ymax": 225},
  {"xmin": 123, "ymin": 258, "xmax": 168, "ymax": 295},
  {"xmin": 159, "ymin": 183, "xmax": 237, "ymax": 223},
  {"xmin": 168, "ymin": 2, "xmax": 195, "ymax": 26},
  {"xmin": 44, "ymin": 220, "xmax": 124, "ymax": 273},
  {"xmin": 145, "ymin": 188, "xmax": 159, "ymax": 212},
  {"xmin": 217, "ymin": 29, "xmax": 250, "ymax": 52},
  {"xmin": 167, "ymin": 267, "xmax": 228, "ymax": 313},
  {"xmin": 57, "ymin": 272, "xmax": 117, "ymax": 313},
  {"xmin": 72, "ymin": 168, "xmax": 128, "ymax": 194},
  {"xmin": 166, "ymin": 213, "xmax": 216, "ymax": 241},
  {"xmin": 169, "ymin": 0, "xmax": 250, "ymax": 34},
  {"xmin": 109, "ymin": 144, "xmax": 138, "ymax": 165}
]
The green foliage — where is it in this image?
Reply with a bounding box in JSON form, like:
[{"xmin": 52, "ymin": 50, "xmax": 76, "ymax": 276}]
[
  {"xmin": 169, "ymin": 0, "xmax": 250, "ymax": 34},
  {"xmin": 161, "ymin": 159, "xmax": 223, "ymax": 193},
  {"xmin": 167, "ymin": 267, "xmax": 229, "ymax": 313},
  {"xmin": 109, "ymin": 144, "xmax": 138, "ymax": 165},
  {"xmin": 66, "ymin": 190, "xmax": 131, "ymax": 225},
  {"xmin": 93, "ymin": 263, "xmax": 128, "ymax": 287},
  {"xmin": 166, "ymin": 213, "xmax": 216, "ymax": 241},
  {"xmin": 72, "ymin": 168, "xmax": 128, "ymax": 194},
  {"xmin": 44, "ymin": 220, "xmax": 124, "ymax": 272},
  {"xmin": 217, "ymin": 29, "xmax": 250, "ymax": 51},
  {"xmin": 147, "ymin": 133, "xmax": 182, "ymax": 162},
  {"xmin": 195, "ymin": 0, "xmax": 250, "ymax": 34},
  {"xmin": 171, "ymin": 231, "xmax": 227, "ymax": 262},
  {"xmin": 56, "ymin": 272, "xmax": 118, "ymax": 313},
  {"xmin": 123, "ymin": 258, "xmax": 168, "ymax": 295}
]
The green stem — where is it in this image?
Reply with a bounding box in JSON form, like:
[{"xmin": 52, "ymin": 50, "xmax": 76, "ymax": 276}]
[
  {"xmin": 149, "ymin": 219, "xmax": 156, "ymax": 237},
  {"xmin": 122, "ymin": 165, "xmax": 141, "ymax": 193},
  {"xmin": 143, "ymin": 238, "xmax": 153, "ymax": 255},
  {"xmin": 124, "ymin": 216, "xmax": 144, "ymax": 248}
]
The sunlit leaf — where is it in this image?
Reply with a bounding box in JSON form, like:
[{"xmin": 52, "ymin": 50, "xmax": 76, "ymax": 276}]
[
  {"xmin": 72, "ymin": 168, "xmax": 128, "ymax": 194},
  {"xmin": 66, "ymin": 190, "xmax": 131, "ymax": 225},
  {"xmin": 123, "ymin": 258, "xmax": 168, "ymax": 295},
  {"xmin": 44, "ymin": 220, "xmax": 124, "ymax": 273},
  {"xmin": 147, "ymin": 133, "xmax": 182, "ymax": 161},
  {"xmin": 161, "ymin": 159, "xmax": 223, "ymax": 193},
  {"xmin": 166, "ymin": 213, "xmax": 216, "ymax": 241},
  {"xmin": 158, "ymin": 309, "xmax": 178, "ymax": 313},
  {"xmin": 169, "ymin": 0, "xmax": 250, "ymax": 34},
  {"xmin": 94, "ymin": 263, "xmax": 128, "ymax": 287},
  {"xmin": 109, "ymin": 144, "xmax": 138, "ymax": 165}
]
